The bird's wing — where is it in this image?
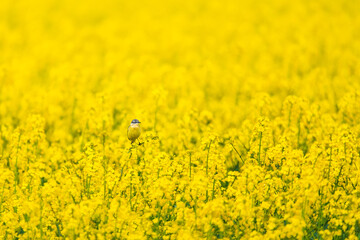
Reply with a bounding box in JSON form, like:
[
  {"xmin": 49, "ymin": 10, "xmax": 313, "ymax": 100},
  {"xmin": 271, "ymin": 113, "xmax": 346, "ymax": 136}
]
[{"xmin": 127, "ymin": 125, "xmax": 130, "ymax": 139}]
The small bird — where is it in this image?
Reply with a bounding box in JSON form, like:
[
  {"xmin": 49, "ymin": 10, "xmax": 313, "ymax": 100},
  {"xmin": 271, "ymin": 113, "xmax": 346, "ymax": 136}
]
[{"xmin": 127, "ymin": 119, "xmax": 141, "ymax": 144}]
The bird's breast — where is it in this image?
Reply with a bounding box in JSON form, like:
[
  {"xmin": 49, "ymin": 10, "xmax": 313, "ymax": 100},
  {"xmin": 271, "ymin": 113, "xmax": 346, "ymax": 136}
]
[{"xmin": 128, "ymin": 125, "xmax": 141, "ymax": 140}]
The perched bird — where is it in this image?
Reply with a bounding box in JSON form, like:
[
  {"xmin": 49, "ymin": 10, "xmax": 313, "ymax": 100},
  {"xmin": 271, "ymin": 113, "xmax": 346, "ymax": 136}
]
[{"xmin": 127, "ymin": 119, "xmax": 141, "ymax": 144}]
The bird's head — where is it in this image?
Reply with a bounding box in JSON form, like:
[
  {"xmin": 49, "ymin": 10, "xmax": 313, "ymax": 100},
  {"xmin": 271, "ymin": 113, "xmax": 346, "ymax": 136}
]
[{"xmin": 131, "ymin": 119, "xmax": 141, "ymax": 124}]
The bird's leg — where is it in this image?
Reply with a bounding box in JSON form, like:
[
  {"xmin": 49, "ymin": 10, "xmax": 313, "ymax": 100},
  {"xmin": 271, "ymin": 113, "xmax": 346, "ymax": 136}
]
[{"xmin": 128, "ymin": 144, "xmax": 133, "ymax": 153}]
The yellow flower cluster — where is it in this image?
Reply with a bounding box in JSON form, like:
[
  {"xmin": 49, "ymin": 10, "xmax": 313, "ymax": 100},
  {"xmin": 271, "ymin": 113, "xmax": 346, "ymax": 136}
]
[{"xmin": 1, "ymin": 0, "xmax": 360, "ymax": 239}]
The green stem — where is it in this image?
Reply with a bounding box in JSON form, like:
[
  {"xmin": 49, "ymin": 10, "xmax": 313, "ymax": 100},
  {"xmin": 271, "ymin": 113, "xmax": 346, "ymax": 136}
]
[
  {"xmin": 189, "ymin": 153, "xmax": 192, "ymax": 179},
  {"xmin": 212, "ymin": 179, "xmax": 215, "ymax": 200},
  {"xmin": 288, "ymin": 103, "xmax": 293, "ymax": 127},
  {"xmin": 0, "ymin": 182, "xmax": 5, "ymax": 217},
  {"xmin": 114, "ymin": 199, "xmax": 121, "ymax": 236},
  {"xmin": 297, "ymin": 115, "xmax": 301, "ymax": 148},
  {"xmin": 258, "ymin": 132, "xmax": 262, "ymax": 165},
  {"xmin": 129, "ymin": 179, "xmax": 133, "ymax": 211},
  {"xmin": 206, "ymin": 140, "xmax": 212, "ymax": 177},
  {"xmin": 328, "ymin": 146, "xmax": 332, "ymax": 180},
  {"xmin": 230, "ymin": 143, "xmax": 244, "ymax": 164},
  {"xmin": 14, "ymin": 132, "xmax": 22, "ymax": 193},
  {"xmin": 102, "ymin": 130, "xmax": 107, "ymax": 201},
  {"xmin": 40, "ymin": 195, "xmax": 43, "ymax": 240}
]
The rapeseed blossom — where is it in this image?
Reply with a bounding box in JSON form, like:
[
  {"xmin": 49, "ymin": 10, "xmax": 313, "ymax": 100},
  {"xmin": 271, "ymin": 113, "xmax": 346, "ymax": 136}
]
[{"xmin": 0, "ymin": 0, "xmax": 360, "ymax": 239}]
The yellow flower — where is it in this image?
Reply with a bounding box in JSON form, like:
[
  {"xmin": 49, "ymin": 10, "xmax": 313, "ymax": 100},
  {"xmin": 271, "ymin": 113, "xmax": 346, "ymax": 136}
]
[{"xmin": 0, "ymin": 0, "xmax": 359, "ymax": 238}]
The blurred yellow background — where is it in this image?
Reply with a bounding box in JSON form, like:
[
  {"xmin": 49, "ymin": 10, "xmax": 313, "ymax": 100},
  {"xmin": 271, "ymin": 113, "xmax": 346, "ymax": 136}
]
[{"xmin": 0, "ymin": 0, "xmax": 360, "ymax": 239}]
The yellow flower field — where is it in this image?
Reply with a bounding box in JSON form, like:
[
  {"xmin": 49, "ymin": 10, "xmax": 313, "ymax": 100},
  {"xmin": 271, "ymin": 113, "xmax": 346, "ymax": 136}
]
[{"xmin": 1, "ymin": 0, "xmax": 360, "ymax": 239}]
